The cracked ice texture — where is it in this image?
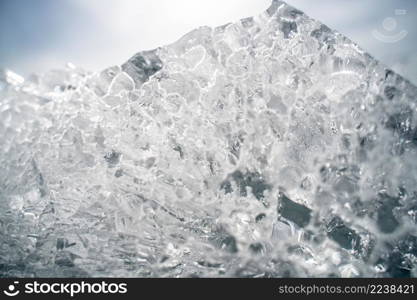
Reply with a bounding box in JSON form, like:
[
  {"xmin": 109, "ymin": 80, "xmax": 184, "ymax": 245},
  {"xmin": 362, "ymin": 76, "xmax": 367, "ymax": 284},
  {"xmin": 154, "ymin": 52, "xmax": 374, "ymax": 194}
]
[{"xmin": 1, "ymin": 1, "xmax": 417, "ymax": 277}]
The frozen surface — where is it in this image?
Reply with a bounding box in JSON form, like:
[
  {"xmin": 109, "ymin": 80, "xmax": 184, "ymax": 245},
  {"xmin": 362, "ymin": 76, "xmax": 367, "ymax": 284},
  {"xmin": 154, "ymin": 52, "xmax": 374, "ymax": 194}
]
[{"xmin": 1, "ymin": 0, "xmax": 417, "ymax": 277}]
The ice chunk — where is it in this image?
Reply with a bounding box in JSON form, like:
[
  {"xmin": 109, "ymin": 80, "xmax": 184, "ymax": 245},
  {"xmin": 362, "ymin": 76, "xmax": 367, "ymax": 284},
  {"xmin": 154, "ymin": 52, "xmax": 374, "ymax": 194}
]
[
  {"xmin": 122, "ymin": 50, "xmax": 163, "ymax": 86},
  {"xmin": 277, "ymin": 193, "xmax": 312, "ymax": 228},
  {"xmin": 0, "ymin": 69, "xmax": 24, "ymax": 88},
  {"xmin": 326, "ymin": 217, "xmax": 361, "ymax": 251},
  {"xmin": 221, "ymin": 170, "xmax": 271, "ymax": 200}
]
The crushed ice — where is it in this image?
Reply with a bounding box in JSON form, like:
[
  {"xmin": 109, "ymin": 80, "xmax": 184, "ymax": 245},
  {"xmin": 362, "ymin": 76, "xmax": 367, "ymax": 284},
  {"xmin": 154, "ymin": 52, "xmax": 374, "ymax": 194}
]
[{"xmin": 1, "ymin": 1, "xmax": 417, "ymax": 277}]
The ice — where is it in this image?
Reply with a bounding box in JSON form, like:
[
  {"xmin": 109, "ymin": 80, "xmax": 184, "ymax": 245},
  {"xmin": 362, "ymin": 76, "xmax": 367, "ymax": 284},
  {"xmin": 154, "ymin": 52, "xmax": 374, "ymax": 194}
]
[
  {"xmin": 220, "ymin": 170, "xmax": 272, "ymax": 200},
  {"xmin": 122, "ymin": 50, "xmax": 163, "ymax": 86},
  {"xmin": 0, "ymin": 69, "xmax": 25, "ymax": 88},
  {"xmin": 277, "ymin": 192, "xmax": 312, "ymax": 228},
  {"xmin": 326, "ymin": 216, "xmax": 362, "ymax": 252},
  {"xmin": 1, "ymin": 0, "xmax": 417, "ymax": 277}
]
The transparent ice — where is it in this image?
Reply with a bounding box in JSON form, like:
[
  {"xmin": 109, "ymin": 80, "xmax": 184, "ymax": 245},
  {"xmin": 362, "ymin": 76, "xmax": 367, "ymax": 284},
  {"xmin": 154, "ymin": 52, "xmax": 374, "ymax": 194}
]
[{"xmin": 1, "ymin": 1, "xmax": 417, "ymax": 277}]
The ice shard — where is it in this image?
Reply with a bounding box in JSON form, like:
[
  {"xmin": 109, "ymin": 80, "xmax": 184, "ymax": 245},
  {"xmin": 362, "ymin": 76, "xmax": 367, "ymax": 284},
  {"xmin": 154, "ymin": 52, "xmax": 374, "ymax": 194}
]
[{"xmin": 1, "ymin": 1, "xmax": 417, "ymax": 277}]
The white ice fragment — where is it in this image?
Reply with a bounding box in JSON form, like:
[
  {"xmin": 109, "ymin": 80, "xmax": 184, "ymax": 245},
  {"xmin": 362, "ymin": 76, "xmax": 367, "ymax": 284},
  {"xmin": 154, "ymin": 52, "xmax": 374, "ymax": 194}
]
[
  {"xmin": 0, "ymin": 69, "xmax": 24, "ymax": 86},
  {"xmin": 339, "ymin": 264, "xmax": 360, "ymax": 278}
]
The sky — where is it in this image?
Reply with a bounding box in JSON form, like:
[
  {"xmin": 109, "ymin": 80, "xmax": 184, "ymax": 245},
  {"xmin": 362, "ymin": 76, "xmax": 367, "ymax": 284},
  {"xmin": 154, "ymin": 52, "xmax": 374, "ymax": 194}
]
[{"xmin": 0, "ymin": 0, "xmax": 416, "ymax": 84}]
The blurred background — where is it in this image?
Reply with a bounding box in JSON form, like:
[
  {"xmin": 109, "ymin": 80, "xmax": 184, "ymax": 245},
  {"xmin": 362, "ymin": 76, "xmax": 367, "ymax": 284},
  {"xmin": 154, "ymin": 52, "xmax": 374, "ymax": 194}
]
[{"xmin": 0, "ymin": 0, "xmax": 416, "ymax": 84}]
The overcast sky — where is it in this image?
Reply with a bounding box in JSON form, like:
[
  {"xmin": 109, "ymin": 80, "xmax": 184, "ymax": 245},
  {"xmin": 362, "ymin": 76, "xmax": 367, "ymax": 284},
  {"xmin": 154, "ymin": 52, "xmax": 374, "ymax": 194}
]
[{"xmin": 0, "ymin": 0, "xmax": 416, "ymax": 84}]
